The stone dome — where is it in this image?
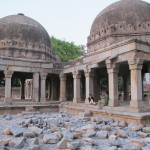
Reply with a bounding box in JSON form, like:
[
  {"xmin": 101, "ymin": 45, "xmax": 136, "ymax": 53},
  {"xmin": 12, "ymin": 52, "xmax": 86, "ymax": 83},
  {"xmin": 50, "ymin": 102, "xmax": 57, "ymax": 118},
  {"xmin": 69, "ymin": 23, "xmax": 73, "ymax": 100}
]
[
  {"xmin": 88, "ymin": 0, "xmax": 150, "ymax": 52},
  {"xmin": 0, "ymin": 14, "xmax": 58, "ymax": 62}
]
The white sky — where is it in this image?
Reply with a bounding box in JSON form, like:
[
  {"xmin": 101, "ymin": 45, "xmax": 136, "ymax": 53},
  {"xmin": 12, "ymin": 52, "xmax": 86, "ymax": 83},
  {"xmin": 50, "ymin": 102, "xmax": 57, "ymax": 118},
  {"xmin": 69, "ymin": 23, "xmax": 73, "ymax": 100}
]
[{"xmin": 0, "ymin": 0, "xmax": 150, "ymax": 46}]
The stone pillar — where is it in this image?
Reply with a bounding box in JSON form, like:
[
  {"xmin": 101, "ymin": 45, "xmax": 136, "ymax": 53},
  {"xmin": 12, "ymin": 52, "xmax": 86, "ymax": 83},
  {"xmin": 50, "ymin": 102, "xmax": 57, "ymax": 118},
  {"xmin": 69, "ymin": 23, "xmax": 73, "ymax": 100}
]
[
  {"xmin": 20, "ymin": 78, "xmax": 25, "ymax": 99},
  {"xmin": 32, "ymin": 72, "xmax": 40, "ymax": 102},
  {"xmin": 40, "ymin": 73, "xmax": 47, "ymax": 103},
  {"xmin": 59, "ymin": 74, "xmax": 66, "ymax": 102},
  {"xmin": 106, "ymin": 62, "xmax": 119, "ymax": 107},
  {"xmin": 73, "ymin": 71, "xmax": 81, "ymax": 103},
  {"xmin": 122, "ymin": 75, "xmax": 130, "ymax": 101},
  {"xmin": 85, "ymin": 70, "xmax": 94, "ymax": 104},
  {"xmin": 128, "ymin": 59, "xmax": 144, "ymax": 109},
  {"xmin": 4, "ymin": 71, "xmax": 14, "ymax": 103}
]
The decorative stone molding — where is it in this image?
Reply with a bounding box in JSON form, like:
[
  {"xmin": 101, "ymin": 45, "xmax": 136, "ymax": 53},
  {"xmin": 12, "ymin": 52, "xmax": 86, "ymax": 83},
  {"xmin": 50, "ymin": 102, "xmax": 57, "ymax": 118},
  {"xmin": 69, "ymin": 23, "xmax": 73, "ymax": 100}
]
[
  {"xmin": 106, "ymin": 60, "xmax": 119, "ymax": 74},
  {"xmin": 73, "ymin": 71, "xmax": 81, "ymax": 79},
  {"xmin": 59, "ymin": 73, "xmax": 66, "ymax": 81},
  {"xmin": 4, "ymin": 70, "xmax": 14, "ymax": 78},
  {"xmin": 40, "ymin": 73, "xmax": 48, "ymax": 80},
  {"xmin": 128, "ymin": 59, "xmax": 143, "ymax": 70}
]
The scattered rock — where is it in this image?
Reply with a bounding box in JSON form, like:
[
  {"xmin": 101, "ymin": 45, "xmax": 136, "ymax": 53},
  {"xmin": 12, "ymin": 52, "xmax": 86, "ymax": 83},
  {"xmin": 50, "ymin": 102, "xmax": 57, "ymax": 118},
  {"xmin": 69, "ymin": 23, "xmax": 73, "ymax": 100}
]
[
  {"xmin": 9, "ymin": 137, "xmax": 26, "ymax": 149},
  {"xmin": 96, "ymin": 131, "xmax": 108, "ymax": 139},
  {"xmin": 143, "ymin": 127, "xmax": 150, "ymax": 133},
  {"xmin": 28, "ymin": 126, "xmax": 43, "ymax": 135},
  {"xmin": 28, "ymin": 145, "xmax": 40, "ymax": 150},
  {"xmin": 67, "ymin": 141, "xmax": 80, "ymax": 150},
  {"xmin": 102, "ymin": 125, "xmax": 111, "ymax": 131},
  {"xmin": 9, "ymin": 125, "xmax": 24, "ymax": 137},
  {"xmin": 3, "ymin": 128, "xmax": 12, "ymax": 135},
  {"xmin": 130, "ymin": 139, "xmax": 145, "ymax": 147},
  {"xmin": 43, "ymin": 134, "xmax": 58, "ymax": 144},
  {"xmin": 131, "ymin": 124, "xmax": 144, "ymax": 131},
  {"xmin": 137, "ymin": 132, "xmax": 148, "ymax": 138},
  {"xmin": 57, "ymin": 137, "xmax": 72, "ymax": 149}
]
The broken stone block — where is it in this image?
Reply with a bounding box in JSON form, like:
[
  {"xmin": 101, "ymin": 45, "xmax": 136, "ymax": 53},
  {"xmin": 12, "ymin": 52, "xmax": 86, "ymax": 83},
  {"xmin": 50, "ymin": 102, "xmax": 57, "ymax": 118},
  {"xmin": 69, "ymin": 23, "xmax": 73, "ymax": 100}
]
[
  {"xmin": 43, "ymin": 134, "xmax": 58, "ymax": 144},
  {"xmin": 9, "ymin": 137, "xmax": 26, "ymax": 149},
  {"xmin": 96, "ymin": 131, "xmax": 108, "ymax": 139}
]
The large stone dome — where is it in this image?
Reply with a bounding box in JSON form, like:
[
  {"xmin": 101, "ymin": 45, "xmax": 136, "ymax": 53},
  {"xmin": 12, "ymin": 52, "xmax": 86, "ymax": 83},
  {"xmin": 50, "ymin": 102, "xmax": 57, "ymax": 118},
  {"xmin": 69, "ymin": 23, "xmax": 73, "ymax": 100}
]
[
  {"xmin": 0, "ymin": 14, "xmax": 58, "ymax": 62},
  {"xmin": 87, "ymin": 0, "xmax": 150, "ymax": 52}
]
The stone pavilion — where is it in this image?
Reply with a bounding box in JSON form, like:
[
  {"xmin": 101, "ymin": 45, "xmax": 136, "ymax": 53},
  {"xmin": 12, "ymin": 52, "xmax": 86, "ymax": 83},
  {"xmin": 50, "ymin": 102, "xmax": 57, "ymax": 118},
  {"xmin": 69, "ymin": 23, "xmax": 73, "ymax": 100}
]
[{"xmin": 0, "ymin": 0, "xmax": 150, "ymax": 124}]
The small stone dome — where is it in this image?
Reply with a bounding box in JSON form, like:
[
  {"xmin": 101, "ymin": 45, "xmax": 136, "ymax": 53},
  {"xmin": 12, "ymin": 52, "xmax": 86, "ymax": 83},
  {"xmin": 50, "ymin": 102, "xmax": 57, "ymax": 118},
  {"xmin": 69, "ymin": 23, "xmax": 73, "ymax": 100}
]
[
  {"xmin": 0, "ymin": 14, "xmax": 58, "ymax": 62},
  {"xmin": 88, "ymin": 0, "xmax": 150, "ymax": 52}
]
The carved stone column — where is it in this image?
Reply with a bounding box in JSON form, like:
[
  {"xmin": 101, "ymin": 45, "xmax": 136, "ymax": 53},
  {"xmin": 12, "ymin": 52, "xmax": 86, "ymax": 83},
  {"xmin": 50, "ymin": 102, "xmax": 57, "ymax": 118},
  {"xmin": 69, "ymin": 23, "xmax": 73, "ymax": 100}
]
[
  {"xmin": 73, "ymin": 71, "xmax": 81, "ymax": 103},
  {"xmin": 4, "ymin": 70, "xmax": 14, "ymax": 103},
  {"xmin": 128, "ymin": 59, "xmax": 144, "ymax": 109},
  {"xmin": 40, "ymin": 73, "xmax": 47, "ymax": 103},
  {"xmin": 85, "ymin": 70, "xmax": 94, "ymax": 104},
  {"xmin": 106, "ymin": 61, "xmax": 119, "ymax": 107},
  {"xmin": 59, "ymin": 74, "xmax": 66, "ymax": 102},
  {"xmin": 32, "ymin": 72, "xmax": 40, "ymax": 102}
]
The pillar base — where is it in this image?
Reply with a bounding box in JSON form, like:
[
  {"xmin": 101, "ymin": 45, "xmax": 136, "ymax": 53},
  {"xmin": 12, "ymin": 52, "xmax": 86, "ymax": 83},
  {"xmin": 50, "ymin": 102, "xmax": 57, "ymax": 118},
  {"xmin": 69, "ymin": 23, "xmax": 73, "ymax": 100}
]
[
  {"xmin": 73, "ymin": 98, "xmax": 81, "ymax": 103},
  {"xmin": 4, "ymin": 98, "xmax": 12, "ymax": 104},
  {"xmin": 40, "ymin": 98, "xmax": 47, "ymax": 104},
  {"xmin": 85, "ymin": 99, "xmax": 89, "ymax": 104},
  {"xmin": 108, "ymin": 99, "xmax": 119, "ymax": 107},
  {"xmin": 59, "ymin": 98, "xmax": 66, "ymax": 102},
  {"xmin": 130, "ymin": 100, "xmax": 144, "ymax": 108}
]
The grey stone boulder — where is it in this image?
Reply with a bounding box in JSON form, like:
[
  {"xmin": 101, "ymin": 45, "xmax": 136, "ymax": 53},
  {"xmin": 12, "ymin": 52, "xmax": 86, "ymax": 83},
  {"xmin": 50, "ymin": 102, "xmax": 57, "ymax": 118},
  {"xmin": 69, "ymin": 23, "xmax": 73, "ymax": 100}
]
[
  {"xmin": 96, "ymin": 131, "xmax": 108, "ymax": 139},
  {"xmin": 29, "ymin": 137, "xmax": 39, "ymax": 145},
  {"xmin": 9, "ymin": 137, "xmax": 26, "ymax": 149},
  {"xmin": 62, "ymin": 130, "xmax": 74, "ymax": 139},
  {"xmin": 57, "ymin": 137, "xmax": 72, "ymax": 149},
  {"xmin": 81, "ymin": 138, "xmax": 97, "ymax": 146},
  {"xmin": 28, "ymin": 126, "xmax": 43, "ymax": 135},
  {"xmin": 23, "ymin": 130, "xmax": 35, "ymax": 138},
  {"xmin": 131, "ymin": 124, "xmax": 144, "ymax": 131},
  {"xmin": 117, "ymin": 129, "xmax": 127, "ymax": 138},
  {"xmin": 67, "ymin": 141, "xmax": 81, "ymax": 150},
  {"xmin": 43, "ymin": 134, "xmax": 58, "ymax": 144},
  {"xmin": 143, "ymin": 127, "xmax": 150, "ymax": 133},
  {"xmin": 28, "ymin": 145, "xmax": 40, "ymax": 150},
  {"xmin": 102, "ymin": 125, "xmax": 111, "ymax": 131},
  {"xmin": 9, "ymin": 125, "xmax": 24, "ymax": 137}
]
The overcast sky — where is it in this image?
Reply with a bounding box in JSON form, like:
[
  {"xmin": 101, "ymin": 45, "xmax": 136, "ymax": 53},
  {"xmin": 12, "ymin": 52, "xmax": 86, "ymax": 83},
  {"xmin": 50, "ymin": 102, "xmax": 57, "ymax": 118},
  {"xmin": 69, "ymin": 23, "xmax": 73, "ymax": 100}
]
[{"xmin": 0, "ymin": 0, "xmax": 150, "ymax": 46}]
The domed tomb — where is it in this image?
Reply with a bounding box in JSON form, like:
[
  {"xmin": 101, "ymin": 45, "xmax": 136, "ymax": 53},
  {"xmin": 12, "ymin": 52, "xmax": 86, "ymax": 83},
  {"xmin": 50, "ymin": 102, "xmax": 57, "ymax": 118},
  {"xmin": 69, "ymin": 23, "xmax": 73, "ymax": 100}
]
[
  {"xmin": 87, "ymin": 0, "xmax": 150, "ymax": 52},
  {"xmin": 0, "ymin": 13, "xmax": 58, "ymax": 62}
]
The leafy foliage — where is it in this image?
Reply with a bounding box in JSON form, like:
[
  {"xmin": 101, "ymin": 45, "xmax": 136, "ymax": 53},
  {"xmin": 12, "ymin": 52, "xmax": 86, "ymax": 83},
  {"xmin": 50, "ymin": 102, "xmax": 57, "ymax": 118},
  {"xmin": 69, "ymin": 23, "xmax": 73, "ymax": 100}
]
[{"xmin": 51, "ymin": 36, "xmax": 83, "ymax": 62}]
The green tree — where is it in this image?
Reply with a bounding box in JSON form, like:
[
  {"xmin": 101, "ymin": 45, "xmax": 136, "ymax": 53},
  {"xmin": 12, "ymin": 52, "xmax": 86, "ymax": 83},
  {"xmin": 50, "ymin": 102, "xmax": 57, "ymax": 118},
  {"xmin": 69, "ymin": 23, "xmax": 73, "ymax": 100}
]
[{"xmin": 51, "ymin": 36, "xmax": 83, "ymax": 62}]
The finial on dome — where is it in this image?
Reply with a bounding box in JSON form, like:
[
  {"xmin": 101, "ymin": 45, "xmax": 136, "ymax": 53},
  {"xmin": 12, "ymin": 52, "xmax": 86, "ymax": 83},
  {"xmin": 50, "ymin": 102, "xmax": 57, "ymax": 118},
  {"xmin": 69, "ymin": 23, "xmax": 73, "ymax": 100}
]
[{"xmin": 17, "ymin": 13, "xmax": 24, "ymax": 16}]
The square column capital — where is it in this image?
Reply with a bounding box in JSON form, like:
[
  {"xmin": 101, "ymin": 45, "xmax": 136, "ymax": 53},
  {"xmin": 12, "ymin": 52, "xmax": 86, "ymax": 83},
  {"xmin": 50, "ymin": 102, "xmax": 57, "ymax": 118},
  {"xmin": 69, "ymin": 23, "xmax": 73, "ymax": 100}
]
[
  {"xmin": 84, "ymin": 68, "xmax": 94, "ymax": 77},
  {"xmin": 59, "ymin": 73, "xmax": 66, "ymax": 80},
  {"xmin": 40, "ymin": 73, "xmax": 48, "ymax": 80},
  {"xmin": 73, "ymin": 71, "xmax": 81, "ymax": 79},
  {"xmin": 106, "ymin": 60, "xmax": 119, "ymax": 74},
  {"xmin": 128, "ymin": 59, "xmax": 143, "ymax": 70},
  {"xmin": 4, "ymin": 70, "xmax": 14, "ymax": 78}
]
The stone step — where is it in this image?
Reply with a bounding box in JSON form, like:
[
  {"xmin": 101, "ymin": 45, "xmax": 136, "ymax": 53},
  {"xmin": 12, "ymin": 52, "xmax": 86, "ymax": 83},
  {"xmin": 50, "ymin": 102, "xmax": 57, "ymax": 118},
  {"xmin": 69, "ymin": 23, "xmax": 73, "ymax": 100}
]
[{"xmin": 79, "ymin": 111, "xmax": 92, "ymax": 117}]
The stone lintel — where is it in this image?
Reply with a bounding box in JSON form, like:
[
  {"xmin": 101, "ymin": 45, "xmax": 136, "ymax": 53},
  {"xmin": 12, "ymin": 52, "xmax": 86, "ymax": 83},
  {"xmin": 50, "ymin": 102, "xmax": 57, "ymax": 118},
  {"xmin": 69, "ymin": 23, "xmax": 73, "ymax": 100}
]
[
  {"xmin": 4, "ymin": 70, "xmax": 14, "ymax": 78},
  {"xmin": 128, "ymin": 59, "xmax": 143, "ymax": 70}
]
